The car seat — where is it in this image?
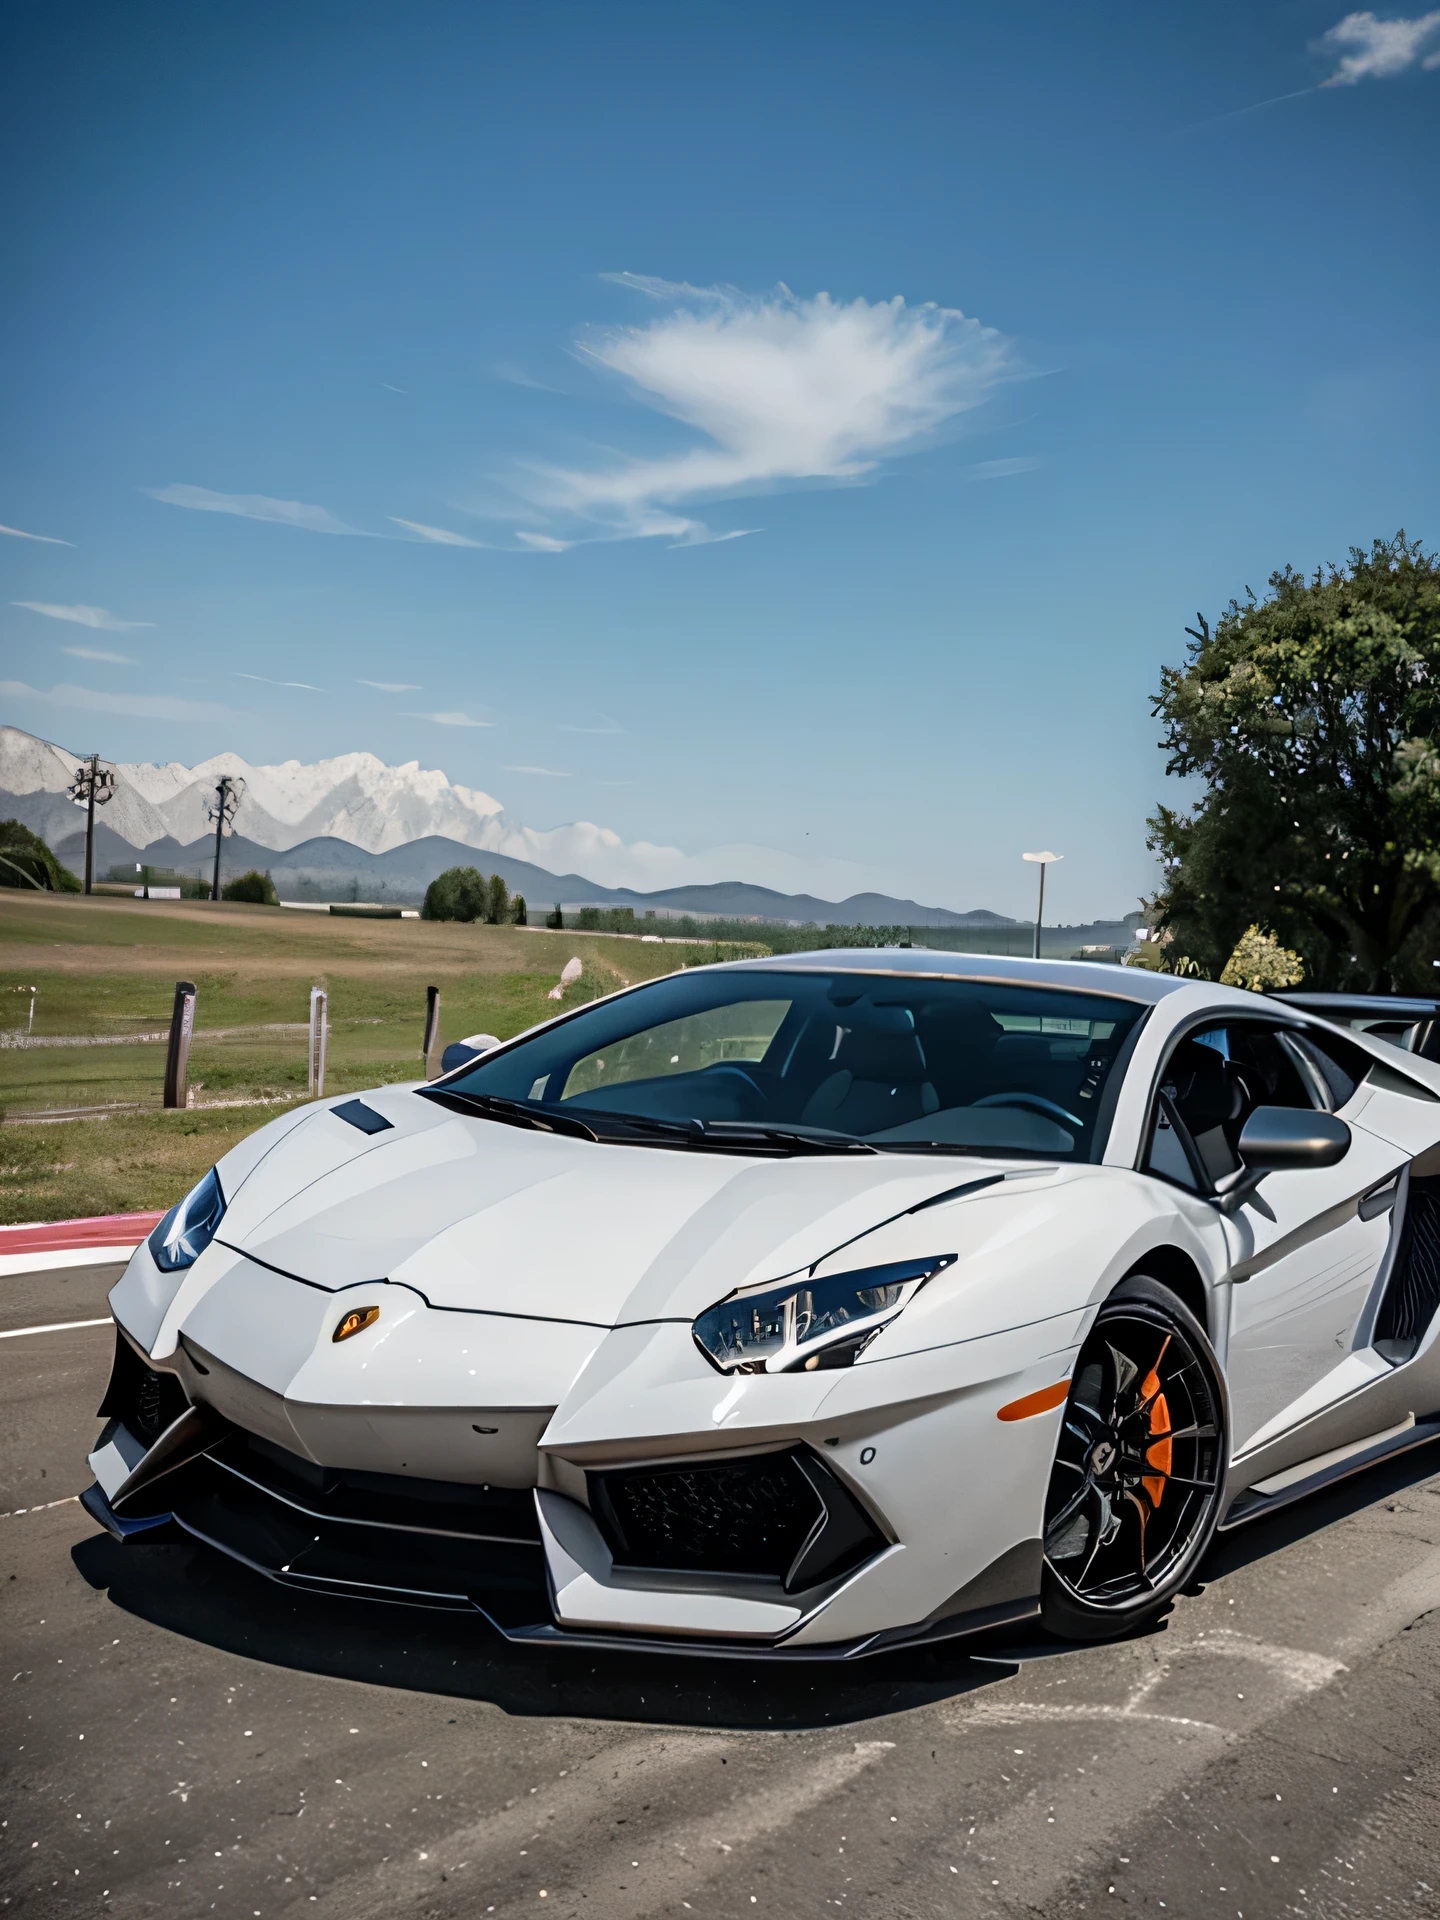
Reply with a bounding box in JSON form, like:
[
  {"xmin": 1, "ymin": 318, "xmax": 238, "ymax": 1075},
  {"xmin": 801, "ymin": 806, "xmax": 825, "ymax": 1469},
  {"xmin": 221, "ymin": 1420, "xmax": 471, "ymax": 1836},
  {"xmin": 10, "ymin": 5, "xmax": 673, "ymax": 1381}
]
[{"xmin": 800, "ymin": 1008, "xmax": 939, "ymax": 1135}]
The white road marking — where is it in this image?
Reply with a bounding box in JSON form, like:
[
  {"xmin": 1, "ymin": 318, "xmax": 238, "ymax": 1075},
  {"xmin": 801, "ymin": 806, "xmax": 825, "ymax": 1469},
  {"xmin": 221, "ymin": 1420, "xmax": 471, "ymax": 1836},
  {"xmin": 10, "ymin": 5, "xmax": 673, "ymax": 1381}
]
[
  {"xmin": 1, "ymin": 1495, "xmax": 80, "ymax": 1519},
  {"xmin": 0, "ymin": 1317, "xmax": 111, "ymax": 1339},
  {"xmin": 961, "ymin": 1699, "xmax": 1224, "ymax": 1734},
  {"xmin": 331, "ymin": 1732, "xmax": 894, "ymax": 1920},
  {"xmin": 1186, "ymin": 1630, "xmax": 1346, "ymax": 1690}
]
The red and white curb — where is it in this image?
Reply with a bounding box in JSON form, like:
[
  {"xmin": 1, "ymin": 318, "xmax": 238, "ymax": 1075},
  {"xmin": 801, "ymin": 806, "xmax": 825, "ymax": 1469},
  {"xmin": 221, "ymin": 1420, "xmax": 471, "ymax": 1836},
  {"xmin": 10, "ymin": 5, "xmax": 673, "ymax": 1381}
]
[{"xmin": 0, "ymin": 1212, "xmax": 163, "ymax": 1277}]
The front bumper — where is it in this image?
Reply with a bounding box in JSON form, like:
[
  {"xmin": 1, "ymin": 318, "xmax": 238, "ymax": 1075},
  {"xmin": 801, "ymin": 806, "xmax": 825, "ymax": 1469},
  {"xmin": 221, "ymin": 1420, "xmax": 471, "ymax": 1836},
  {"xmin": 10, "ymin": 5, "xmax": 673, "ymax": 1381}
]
[{"xmin": 83, "ymin": 1410, "xmax": 1042, "ymax": 1660}]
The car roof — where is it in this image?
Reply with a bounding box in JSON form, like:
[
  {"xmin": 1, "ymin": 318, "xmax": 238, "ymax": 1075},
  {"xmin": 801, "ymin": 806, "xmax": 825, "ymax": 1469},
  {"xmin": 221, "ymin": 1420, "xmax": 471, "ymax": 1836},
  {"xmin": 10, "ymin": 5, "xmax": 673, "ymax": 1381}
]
[
  {"xmin": 712, "ymin": 946, "xmax": 1185, "ymax": 1004},
  {"xmin": 1279, "ymin": 992, "xmax": 1440, "ymax": 1017}
]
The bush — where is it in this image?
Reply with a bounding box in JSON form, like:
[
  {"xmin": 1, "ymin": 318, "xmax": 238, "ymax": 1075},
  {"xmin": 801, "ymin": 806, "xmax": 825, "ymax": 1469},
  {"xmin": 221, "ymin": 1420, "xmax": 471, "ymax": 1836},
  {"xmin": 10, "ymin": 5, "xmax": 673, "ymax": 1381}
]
[
  {"xmin": 1219, "ymin": 924, "xmax": 1305, "ymax": 992},
  {"xmin": 422, "ymin": 866, "xmax": 488, "ymax": 922},
  {"xmin": 423, "ymin": 867, "xmax": 530, "ymax": 923},
  {"xmin": 222, "ymin": 869, "xmax": 280, "ymax": 906},
  {"xmin": 0, "ymin": 819, "xmax": 81, "ymax": 892}
]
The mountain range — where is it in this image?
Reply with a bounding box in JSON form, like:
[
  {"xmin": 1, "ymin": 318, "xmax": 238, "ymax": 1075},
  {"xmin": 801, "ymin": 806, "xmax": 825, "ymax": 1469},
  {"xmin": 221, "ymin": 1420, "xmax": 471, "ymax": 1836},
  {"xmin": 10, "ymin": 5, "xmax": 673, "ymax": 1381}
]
[{"xmin": 0, "ymin": 726, "xmax": 1017, "ymax": 927}]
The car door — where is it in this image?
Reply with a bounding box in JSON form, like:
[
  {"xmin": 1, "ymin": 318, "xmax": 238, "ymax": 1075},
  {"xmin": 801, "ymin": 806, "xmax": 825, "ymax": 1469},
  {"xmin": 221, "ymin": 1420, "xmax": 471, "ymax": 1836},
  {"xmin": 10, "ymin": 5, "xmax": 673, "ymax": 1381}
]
[{"xmin": 1143, "ymin": 1017, "xmax": 1407, "ymax": 1455}]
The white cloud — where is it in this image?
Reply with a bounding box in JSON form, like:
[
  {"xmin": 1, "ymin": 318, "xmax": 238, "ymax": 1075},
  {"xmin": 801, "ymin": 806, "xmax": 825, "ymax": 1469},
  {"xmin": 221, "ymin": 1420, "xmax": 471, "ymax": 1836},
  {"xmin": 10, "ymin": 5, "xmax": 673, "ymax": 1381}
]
[
  {"xmin": 505, "ymin": 764, "xmax": 571, "ymax": 777},
  {"xmin": 61, "ymin": 645, "xmax": 132, "ymax": 665},
  {"xmin": 515, "ymin": 530, "xmax": 574, "ymax": 553},
  {"xmin": 236, "ymin": 672, "xmax": 324, "ymax": 691},
  {"xmin": 1317, "ymin": 9, "xmax": 1440, "ymax": 82},
  {"xmin": 0, "ymin": 522, "xmax": 73, "ymax": 546},
  {"xmin": 405, "ymin": 710, "xmax": 495, "ymax": 727},
  {"xmin": 358, "ymin": 679, "xmax": 422, "ymax": 692},
  {"xmin": 145, "ymin": 484, "xmax": 363, "ymax": 535},
  {"xmin": 388, "ymin": 517, "xmax": 486, "ymax": 546},
  {"xmin": 964, "ymin": 456, "xmax": 1043, "ymax": 479},
  {"xmin": 507, "ymin": 278, "xmax": 1016, "ymax": 545},
  {"xmin": 13, "ymin": 601, "xmax": 154, "ymax": 630},
  {"xmin": 0, "ymin": 679, "xmax": 232, "ymax": 722}
]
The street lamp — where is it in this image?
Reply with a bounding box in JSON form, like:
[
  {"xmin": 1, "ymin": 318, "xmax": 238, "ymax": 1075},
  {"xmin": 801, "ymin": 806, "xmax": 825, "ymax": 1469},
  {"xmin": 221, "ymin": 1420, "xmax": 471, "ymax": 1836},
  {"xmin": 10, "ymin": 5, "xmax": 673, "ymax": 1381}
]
[{"xmin": 1022, "ymin": 850, "xmax": 1063, "ymax": 960}]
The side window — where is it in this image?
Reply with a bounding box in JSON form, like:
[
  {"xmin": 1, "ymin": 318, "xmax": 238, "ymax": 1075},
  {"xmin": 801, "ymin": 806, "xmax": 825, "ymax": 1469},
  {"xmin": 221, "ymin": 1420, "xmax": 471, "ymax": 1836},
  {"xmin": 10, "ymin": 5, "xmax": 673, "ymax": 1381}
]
[
  {"xmin": 1144, "ymin": 1089, "xmax": 1204, "ymax": 1192},
  {"xmin": 1143, "ymin": 1021, "xmax": 1320, "ymax": 1194},
  {"xmin": 1225, "ymin": 1023, "xmax": 1318, "ymax": 1113},
  {"xmin": 1285, "ymin": 1028, "xmax": 1371, "ymax": 1111}
]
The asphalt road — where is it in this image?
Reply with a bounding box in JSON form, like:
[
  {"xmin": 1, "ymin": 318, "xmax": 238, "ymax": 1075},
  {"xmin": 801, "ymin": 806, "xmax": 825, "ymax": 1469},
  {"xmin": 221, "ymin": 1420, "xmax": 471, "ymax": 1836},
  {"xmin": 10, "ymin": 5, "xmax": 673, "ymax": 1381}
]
[{"xmin": 3, "ymin": 1263, "xmax": 1440, "ymax": 1920}]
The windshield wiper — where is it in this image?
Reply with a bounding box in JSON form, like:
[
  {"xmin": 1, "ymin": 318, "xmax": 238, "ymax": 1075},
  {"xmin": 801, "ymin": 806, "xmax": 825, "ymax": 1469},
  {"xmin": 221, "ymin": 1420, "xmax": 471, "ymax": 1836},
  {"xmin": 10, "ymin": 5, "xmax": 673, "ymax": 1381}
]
[
  {"xmin": 698, "ymin": 1121, "xmax": 878, "ymax": 1155},
  {"xmin": 420, "ymin": 1088, "xmax": 875, "ymax": 1155},
  {"xmin": 417, "ymin": 1088, "xmax": 599, "ymax": 1141},
  {"xmin": 569, "ymin": 1107, "xmax": 707, "ymax": 1143}
]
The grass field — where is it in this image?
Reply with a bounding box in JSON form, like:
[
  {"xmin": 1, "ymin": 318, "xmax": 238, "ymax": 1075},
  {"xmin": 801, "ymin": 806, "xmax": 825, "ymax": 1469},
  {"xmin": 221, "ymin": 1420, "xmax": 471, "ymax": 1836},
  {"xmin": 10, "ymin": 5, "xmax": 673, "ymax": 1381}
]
[{"xmin": 0, "ymin": 892, "xmax": 735, "ymax": 1223}]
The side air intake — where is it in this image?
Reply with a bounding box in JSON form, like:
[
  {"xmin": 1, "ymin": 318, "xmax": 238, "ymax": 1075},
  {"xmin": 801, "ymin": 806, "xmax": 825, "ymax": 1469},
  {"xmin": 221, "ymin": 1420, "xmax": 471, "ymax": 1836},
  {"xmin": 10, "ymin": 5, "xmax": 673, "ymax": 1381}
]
[{"xmin": 1375, "ymin": 1173, "xmax": 1440, "ymax": 1362}]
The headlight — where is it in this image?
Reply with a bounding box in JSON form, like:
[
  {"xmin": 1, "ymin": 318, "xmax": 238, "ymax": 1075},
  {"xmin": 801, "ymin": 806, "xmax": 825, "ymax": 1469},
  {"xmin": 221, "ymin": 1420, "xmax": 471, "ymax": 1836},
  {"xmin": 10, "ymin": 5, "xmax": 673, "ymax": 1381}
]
[
  {"xmin": 692, "ymin": 1253, "xmax": 956, "ymax": 1375},
  {"xmin": 148, "ymin": 1167, "xmax": 226, "ymax": 1273}
]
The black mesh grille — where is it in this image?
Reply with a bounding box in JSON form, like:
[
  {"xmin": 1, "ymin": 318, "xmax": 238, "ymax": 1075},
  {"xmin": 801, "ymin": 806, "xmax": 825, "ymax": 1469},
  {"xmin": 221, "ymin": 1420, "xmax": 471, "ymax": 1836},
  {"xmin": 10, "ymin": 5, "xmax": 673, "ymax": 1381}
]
[
  {"xmin": 1376, "ymin": 1174, "xmax": 1440, "ymax": 1356},
  {"xmin": 97, "ymin": 1331, "xmax": 189, "ymax": 1446},
  {"xmin": 590, "ymin": 1448, "xmax": 883, "ymax": 1592}
]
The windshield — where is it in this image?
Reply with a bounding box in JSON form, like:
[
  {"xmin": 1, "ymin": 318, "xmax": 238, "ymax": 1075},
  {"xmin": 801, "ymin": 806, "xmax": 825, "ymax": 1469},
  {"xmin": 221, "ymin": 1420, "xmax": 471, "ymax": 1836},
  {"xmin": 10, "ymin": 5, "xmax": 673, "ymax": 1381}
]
[{"xmin": 439, "ymin": 969, "xmax": 1145, "ymax": 1158}]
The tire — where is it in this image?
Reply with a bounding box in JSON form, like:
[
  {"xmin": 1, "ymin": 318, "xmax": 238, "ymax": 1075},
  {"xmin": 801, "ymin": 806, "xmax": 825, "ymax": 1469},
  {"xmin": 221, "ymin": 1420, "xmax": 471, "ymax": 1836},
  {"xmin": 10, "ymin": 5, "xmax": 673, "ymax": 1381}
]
[{"xmin": 1040, "ymin": 1274, "xmax": 1227, "ymax": 1642}]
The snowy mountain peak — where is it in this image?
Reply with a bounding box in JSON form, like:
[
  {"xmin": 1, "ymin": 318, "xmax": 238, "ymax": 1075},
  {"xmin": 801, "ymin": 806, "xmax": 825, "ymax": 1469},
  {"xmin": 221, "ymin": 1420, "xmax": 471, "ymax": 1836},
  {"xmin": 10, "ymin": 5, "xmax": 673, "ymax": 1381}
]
[{"xmin": 0, "ymin": 724, "xmax": 879, "ymax": 899}]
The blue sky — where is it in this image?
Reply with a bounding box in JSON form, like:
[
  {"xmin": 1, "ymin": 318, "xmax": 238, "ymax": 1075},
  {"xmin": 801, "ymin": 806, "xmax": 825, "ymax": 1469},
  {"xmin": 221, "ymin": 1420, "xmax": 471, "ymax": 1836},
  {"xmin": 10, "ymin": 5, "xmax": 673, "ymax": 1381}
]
[{"xmin": 2, "ymin": 1, "xmax": 1437, "ymax": 917}]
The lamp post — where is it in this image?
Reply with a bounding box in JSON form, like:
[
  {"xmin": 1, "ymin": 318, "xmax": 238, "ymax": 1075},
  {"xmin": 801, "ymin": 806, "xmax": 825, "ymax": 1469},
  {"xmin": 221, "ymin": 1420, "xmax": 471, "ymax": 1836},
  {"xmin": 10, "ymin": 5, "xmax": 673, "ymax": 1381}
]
[{"xmin": 1022, "ymin": 851, "xmax": 1063, "ymax": 960}]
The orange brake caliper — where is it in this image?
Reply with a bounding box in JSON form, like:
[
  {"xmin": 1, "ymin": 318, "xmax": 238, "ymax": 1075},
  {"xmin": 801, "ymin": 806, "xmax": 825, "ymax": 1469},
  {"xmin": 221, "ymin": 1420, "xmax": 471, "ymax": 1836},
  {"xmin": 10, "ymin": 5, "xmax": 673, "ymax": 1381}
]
[{"xmin": 1140, "ymin": 1339, "xmax": 1172, "ymax": 1509}]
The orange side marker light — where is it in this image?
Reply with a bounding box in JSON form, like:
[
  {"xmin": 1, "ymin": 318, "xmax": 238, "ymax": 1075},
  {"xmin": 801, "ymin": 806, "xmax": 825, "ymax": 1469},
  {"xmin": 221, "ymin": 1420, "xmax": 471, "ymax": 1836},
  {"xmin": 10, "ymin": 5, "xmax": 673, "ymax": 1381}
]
[
  {"xmin": 997, "ymin": 1379, "xmax": 1071, "ymax": 1422},
  {"xmin": 333, "ymin": 1304, "xmax": 380, "ymax": 1343}
]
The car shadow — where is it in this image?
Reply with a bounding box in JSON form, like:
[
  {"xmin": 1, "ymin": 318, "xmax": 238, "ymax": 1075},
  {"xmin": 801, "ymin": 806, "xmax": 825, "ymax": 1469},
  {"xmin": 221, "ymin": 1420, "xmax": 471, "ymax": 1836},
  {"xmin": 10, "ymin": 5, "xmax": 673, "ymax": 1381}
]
[
  {"xmin": 72, "ymin": 1441, "xmax": 1440, "ymax": 1723},
  {"xmin": 69, "ymin": 1530, "xmax": 1007, "ymax": 1730}
]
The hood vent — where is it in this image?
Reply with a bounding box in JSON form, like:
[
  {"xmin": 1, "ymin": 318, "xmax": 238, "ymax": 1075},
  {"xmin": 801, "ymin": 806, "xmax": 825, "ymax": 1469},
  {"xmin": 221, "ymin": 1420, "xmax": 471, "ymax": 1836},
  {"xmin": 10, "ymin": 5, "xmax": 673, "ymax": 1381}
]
[{"xmin": 331, "ymin": 1100, "xmax": 393, "ymax": 1136}]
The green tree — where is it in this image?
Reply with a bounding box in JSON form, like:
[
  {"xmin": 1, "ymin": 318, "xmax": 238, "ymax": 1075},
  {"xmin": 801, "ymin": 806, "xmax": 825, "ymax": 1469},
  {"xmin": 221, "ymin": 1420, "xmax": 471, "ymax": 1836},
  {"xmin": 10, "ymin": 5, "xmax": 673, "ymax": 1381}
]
[
  {"xmin": 422, "ymin": 866, "xmax": 488, "ymax": 921},
  {"xmin": 221, "ymin": 869, "xmax": 280, "ymax": 905},
  {"xmin": 511, "ymin": 893, "xmax": 527, "ymax": 926},
  {"xmin": 1150, "ymin": 533, "xmax": 1440, "ymax": 991},
  {"xmin": 0, "ymin": 820, "xmax": 81, "ymax": 892},
  {"xmin": 486, "ymin": 873, "xmax": 511, "ymax": 925}
]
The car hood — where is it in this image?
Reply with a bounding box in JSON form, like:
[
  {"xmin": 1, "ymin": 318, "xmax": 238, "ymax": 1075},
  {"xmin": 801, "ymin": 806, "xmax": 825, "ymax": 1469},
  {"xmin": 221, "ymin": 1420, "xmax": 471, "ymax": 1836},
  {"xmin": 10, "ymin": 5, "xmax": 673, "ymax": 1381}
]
[{"xmin": 214, "ymin": 1085, "xmax": 1038, "ymax": 1327}]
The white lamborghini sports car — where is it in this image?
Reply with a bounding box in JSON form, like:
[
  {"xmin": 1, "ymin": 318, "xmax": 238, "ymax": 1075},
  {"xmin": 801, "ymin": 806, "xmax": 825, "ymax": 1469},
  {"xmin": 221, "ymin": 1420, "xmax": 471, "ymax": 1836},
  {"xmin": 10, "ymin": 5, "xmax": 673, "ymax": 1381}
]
[{"xmin": 83, "ymin": 952, "xmax": 1440, "ymax": 1656}]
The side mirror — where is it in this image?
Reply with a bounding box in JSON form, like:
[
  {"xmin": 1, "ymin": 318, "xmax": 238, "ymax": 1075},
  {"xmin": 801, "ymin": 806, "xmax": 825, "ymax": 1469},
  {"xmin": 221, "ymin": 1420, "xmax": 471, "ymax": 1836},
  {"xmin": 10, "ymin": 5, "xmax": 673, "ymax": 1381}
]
[
  {"xmin": 1237, "ymin": 1105, "xmax": 1351, "ymax": 1171},
  {"xmin": 439, "ymin": 1033, "xmax": 501, "ymax": 1076},
  {"xmin": 1212, "ymin": 1106, "xmax": 1350, "ymax": 1211}
]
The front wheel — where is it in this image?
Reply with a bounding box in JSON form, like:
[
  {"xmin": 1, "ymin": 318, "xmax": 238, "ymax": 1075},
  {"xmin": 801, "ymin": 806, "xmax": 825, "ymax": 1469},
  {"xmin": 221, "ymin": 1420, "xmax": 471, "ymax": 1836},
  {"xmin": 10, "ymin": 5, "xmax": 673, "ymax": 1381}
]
[{"xmin": 1040, "ymin": 1275, "xmax": 1227, "ymax": 1642}]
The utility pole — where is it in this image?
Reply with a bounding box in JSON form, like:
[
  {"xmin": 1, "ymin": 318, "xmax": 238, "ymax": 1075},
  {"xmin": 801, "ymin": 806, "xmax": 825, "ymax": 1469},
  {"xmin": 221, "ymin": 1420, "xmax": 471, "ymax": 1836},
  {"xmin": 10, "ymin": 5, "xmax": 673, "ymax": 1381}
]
[
  {"xmin": 207, "ymin": 773, "xmax": 246, "ymax": 900},
  {"xmin": 67, "ymin": 753, "xmax": 116, "ymax": 896},
  {"xmin": 1022, "ymin": 851, "xmax": 1063, "ymax": 961}
]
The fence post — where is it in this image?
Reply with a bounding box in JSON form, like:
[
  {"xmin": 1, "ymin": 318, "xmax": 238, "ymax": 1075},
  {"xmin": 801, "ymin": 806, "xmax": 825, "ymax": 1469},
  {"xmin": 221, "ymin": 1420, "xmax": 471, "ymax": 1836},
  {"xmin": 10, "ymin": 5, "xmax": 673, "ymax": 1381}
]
[
  {"xmin": 163, "ymin": 980, "xmax": 197, "ymax": 1109},
  {"xmin": 308, "ymin": 985, "xmax": 329, "ymax": 1098},
  {"xmin": 423, "ymin": 984, "xmax": 441, "ymax": 1080}
]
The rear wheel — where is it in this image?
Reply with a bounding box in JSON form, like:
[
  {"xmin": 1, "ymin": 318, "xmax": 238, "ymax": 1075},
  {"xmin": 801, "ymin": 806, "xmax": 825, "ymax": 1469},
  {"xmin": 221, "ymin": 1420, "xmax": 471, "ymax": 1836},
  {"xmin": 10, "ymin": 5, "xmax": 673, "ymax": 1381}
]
[{"xmin": 1040, "ymin": 1275, "xmax": 1227, "ymax": 1642}]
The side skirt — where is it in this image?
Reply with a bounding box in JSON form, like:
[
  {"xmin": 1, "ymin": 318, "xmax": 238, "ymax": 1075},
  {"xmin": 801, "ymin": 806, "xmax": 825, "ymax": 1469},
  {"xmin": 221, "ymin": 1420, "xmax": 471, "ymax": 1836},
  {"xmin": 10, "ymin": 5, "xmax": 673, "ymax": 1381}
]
[{"xmin": 1220, "ymin": 1414, "xmax": 1440, "ymax": 1529}]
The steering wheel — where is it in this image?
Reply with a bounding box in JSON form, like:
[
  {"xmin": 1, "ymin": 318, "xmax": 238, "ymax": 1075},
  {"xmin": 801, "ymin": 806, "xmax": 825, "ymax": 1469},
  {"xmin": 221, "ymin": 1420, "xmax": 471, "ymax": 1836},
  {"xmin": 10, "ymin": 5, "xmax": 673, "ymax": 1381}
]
[{"xmin": 970, "ymin": 1091, "xmax": 1085, "ymax": 1130}]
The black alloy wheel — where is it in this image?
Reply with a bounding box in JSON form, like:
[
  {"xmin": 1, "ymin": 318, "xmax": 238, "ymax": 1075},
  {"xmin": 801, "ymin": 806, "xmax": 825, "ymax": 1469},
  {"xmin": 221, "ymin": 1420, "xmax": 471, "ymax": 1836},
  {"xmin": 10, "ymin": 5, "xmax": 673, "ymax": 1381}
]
[{"xmin": 1040, "ymin": 1274, "xmax": 1227, "ymax": 1641}]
